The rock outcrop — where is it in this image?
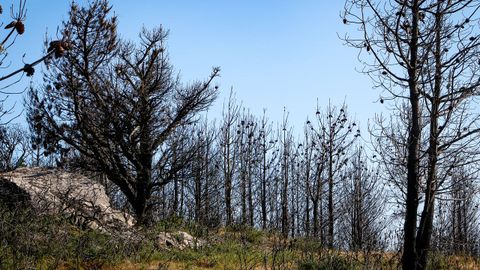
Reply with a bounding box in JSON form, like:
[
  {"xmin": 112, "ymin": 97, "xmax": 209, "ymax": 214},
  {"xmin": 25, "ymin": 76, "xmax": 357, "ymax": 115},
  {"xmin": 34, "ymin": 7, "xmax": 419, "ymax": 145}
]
[
  {"xmin": 0, "ymin": 167, "xmax": 134, "ymax": 232},
  {"xmin": 0, "ymin": 167, "xmax": 204, "ymax": 250}
]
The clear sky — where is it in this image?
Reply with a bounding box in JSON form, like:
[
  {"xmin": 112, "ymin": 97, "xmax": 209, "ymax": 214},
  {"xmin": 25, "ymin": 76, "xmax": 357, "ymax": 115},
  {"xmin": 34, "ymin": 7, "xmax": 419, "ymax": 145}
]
[{"xmin": 5, "ymin": 0, "xmax": 385, "ymax": 135}]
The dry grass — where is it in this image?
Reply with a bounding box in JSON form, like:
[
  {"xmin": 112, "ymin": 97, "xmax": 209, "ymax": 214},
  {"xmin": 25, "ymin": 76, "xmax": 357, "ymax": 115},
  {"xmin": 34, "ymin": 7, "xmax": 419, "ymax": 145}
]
[
  {"xmin": 1, "ymin": 209, "xmax": 479, "ymax": 270},
  {"xmin": 72, "ymin": 245, "xmax": 480, "ymax": 270}
]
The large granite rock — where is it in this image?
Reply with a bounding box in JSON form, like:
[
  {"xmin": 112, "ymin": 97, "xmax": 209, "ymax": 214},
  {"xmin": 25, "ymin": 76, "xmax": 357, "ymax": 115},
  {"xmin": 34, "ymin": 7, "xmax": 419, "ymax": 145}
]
[
  {"xmin": 0, "ymin": 167, "xmax": 204, "ymax": 250},
  {"xmin": 0, "ymin": 167, "xmax": 135, "ymax": 232}
]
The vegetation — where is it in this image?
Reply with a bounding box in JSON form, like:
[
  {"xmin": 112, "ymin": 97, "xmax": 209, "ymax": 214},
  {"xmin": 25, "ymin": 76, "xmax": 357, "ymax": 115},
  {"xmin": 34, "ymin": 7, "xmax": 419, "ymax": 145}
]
[
  {"xmin": 1, "ymin": 206, "xmax": 479, "ymax": 269},
  {"xmin": 0, "ymin": 0, "xmax": 478, "ymax": 269}
]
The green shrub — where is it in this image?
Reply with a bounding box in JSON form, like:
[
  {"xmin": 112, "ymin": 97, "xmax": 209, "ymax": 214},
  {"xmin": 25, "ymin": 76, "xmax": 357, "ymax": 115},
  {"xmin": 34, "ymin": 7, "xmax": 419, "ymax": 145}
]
[
  {"xmin": 154, "ymin": 215, "xmax": 185, "ymax": 232},
  {"xmin": 427, "ymin": 253, "xmax": 450, "ymax": 270},
  {"xmin": 0, "ymin": 204, "xmax": 138, "ymax": 269},
  {"xmin": 244, "ymin": 227, "xmax": 264, "ymax": 244},
  {"xmin": 298, "ymin": 255, "xmax": 354, "ymax": 270}
]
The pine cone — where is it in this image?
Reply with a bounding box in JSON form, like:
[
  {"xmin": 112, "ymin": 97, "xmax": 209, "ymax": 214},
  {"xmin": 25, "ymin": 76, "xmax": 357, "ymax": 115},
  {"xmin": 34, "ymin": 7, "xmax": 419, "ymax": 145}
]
[
  {"xmin": 48, "ymin": 41, "xmax": 61, "ymax": 53},
  {"xmin": 23, "ymin": 64, "xmax": 34, "ymax": 77},
  {"xmin": 15, "ymin": 21, "xmax": 24, "ymax": 35},
  {"xmin": 61, "ymin": 41, "xmax": 71, "ymax": 50},
  {"xmin": 55, "ymin": 47, "xmax": 65, "ymax": 58},
  {"xmin": 48, "ymin": 40, "xmax": 71, "ymax": 58}
]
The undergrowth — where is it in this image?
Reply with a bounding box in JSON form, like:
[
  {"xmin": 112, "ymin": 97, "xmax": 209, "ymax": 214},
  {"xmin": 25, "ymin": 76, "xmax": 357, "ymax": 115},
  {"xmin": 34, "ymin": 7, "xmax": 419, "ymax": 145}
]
[{"xmin": 0, "ymin": 206, "xmax": 479, "ymax": 269}]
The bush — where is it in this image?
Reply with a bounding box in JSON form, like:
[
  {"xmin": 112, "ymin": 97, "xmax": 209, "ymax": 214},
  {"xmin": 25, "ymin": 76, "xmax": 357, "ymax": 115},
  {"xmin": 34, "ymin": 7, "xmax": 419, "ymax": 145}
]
[
  {"xmin": 0, "ymin": 203, "xmax": 140, "ymax": 269},
  {"xmin": 244, "ymin": 227, "xmax": 264, "ymax": 244},
  {"xmin": 298, "ymin": 255, "xmax": 354, "ymax": 270}
]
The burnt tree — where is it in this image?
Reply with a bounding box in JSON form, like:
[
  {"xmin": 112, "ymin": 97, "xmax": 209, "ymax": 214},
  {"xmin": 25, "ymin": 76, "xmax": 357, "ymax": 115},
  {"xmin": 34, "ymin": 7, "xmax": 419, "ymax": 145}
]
[{"xmin": 28, "ymin": 0, "xmax": 219, "ymax": 225}]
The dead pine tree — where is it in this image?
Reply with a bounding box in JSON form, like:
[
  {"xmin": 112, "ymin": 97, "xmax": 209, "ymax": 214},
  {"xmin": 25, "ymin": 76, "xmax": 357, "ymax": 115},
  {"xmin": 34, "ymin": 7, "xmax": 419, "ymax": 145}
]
[
  {"xmin": 310, "ymin": 102, "xmax": 358, "ymax": 248},
  {"xmin": 279, "ymin": 108, "xmax": 292, "ymax": 238},
  {"xmin": 28, "ymin": 0, "xmax": 219, "ymax": 225},
  {"xmin": 236, "ymin": 110, "xmax": 258, "ymax": 227},
  {"xmin": 257, "ymin": 110, "xmax": 275, "ymax": 230},
  {"xmin": 338, "ymin": 144, "xmax": 386, "ymax": 251},
  {"xmin": 301, "ymin": 119, "xmax": 315, "ymax": 237},
  {"xmin": 344, "ymin": 0, "xmax": 480, "ymax": 268},
  {"xmin": 305, "ymin": 117, "xmax": 327, "ymax": 241},
  {"xmin": 219, "ymin": 91, "xmax": 240, "ymax": 226}
]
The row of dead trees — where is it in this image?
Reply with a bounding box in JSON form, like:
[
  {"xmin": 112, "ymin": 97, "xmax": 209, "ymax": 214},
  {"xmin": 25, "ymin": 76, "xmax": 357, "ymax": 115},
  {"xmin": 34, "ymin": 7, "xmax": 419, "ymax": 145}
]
[
  {"xmin": 5, "ymin": 85, "xmax": 480, "ymax": 257},
  {"xmin": 139, "ymin": 94, "xmax": 479, "ymax": 257}
]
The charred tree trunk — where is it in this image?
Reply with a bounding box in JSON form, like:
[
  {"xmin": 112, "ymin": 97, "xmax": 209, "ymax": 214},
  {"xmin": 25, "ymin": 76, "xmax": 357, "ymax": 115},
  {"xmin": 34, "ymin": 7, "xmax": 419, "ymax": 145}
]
[
  {"xmin": 327, "ymin": 134, "xmax": 334, "ymax": 248},
  {"xmin": 416, "ymin": 8, "xmax": 443, "ymax": 269},
  {"xmin": 261, "ymin": 148, "xmax": 268, "ymax": 229},
  {"xmin": 402, "ymin": 1, "xmax": 421, "ymax": 268}
]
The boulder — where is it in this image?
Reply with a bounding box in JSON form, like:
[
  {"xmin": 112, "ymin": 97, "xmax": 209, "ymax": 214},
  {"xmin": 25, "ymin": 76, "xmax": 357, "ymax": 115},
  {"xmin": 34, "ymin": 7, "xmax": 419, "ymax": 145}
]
[
  {"xmin": 0, "ymin": 167, "xmax": 205, "ymax": 250},
  {"xmin": 0, "ymin": 167, "xmax": 135, "ymax": 232},
  {"xmin": 156, "ymin": 231, "xmax": 205, "ymax": 250}
]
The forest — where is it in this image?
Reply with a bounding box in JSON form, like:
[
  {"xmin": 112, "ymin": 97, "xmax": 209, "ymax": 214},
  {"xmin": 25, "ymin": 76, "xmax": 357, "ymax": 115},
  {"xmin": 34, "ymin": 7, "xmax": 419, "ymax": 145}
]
[{"xmin": 0, "ymin": 0, "xmax": 480, "ymax": 269}]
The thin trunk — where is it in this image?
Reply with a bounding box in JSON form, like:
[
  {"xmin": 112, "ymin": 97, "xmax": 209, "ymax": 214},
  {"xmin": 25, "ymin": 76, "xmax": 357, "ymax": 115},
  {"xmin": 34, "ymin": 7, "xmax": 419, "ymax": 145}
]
[
  {"xmin": 313, "ymin": 199, "xmax": 319, "ymax": 238},
  {"xmin": 305, "ymin": 160, "xmax": 311, "ymax": 237},
  {"xmin": 204, "ymin": 137, "xmax": 210, "ymax": 225},
  {"xmin": 327, "ymin": 135, "xmax": 334, "ymax": 248},
  {"xmin": 290, "ymin": 171, "xmax": 296, "ymax": 238},
  {"xmin": 173, "ymin": 178, "xmax": 178, "ymax": 214},
  {"xmin": 179, "ymin": 170, "xmax": 185, "ymax": 217},
  {"xmin": 281, "ymin": 138, "xmax": 289, "ymax": 237},
  {"xmin": 305, "ymin": 194, "xmax": 310, "ymax": 237},
  {"xmin": 224, "ymin": 130, "xmax": 233, "ymax": 225},
  {"xmin": 281, "ymin": 165, "xmax": 289, "ymax": 237},
  {"xmin": 320, "ymin": 193, "xmax": 324, "ymax": 245},
  {"xmin": 261, "ymin": 147, "xmax": 267, "ymax": 229},
  {"xmin": 241, "ymin": 163, "xmax": 247, "ymax": 225},
  {"xmin": 172, "ymin": 146, "xmax": 178, "ymax": 215},
  {"xmin": 194, "ymin": 157, "xmax": 202, "ymax": 223},
  {"xmin": 248, "ymin": 164, "xmax": 254, "ymax": 227},
  {"xmin": 295, "ymin": 173, "xmax": 301, "ymax": 236},
  {"xmin": 416, "ymin": 6, "xmax": 443, "ymax": 269}
]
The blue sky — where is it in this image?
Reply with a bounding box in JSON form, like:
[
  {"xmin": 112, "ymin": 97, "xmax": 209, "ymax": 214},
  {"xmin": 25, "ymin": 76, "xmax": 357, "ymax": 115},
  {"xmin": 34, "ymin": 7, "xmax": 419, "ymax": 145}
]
[{"xmin": 5, "ymin": 0, "xmax": 384, "ymax": 134}]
